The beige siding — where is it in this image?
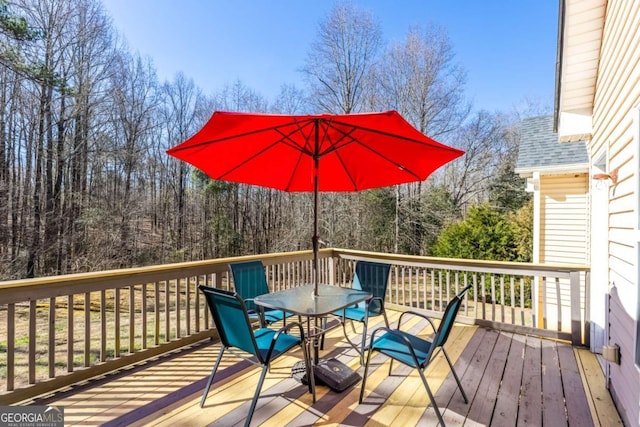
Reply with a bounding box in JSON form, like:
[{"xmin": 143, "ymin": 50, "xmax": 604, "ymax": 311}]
[
  {"xmin": 591, "ymin": 1, "xmax": 640, "ymax": 425},
  {"xmin": 539, "ymin": 174, "xmax": 589, "ymax": 265}
]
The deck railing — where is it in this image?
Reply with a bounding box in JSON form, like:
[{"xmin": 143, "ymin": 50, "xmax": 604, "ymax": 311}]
[{"xmin": 0, "ymin": 248, "xmax": 589, "ymax": 404}]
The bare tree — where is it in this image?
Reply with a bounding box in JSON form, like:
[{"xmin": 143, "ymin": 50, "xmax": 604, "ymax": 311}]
[
  {"xmin": 302, "ymin": 1, "xmax": 382, "ymax": 113},
  {"xmin": 271, "ymin": 83, "xmax": 308, "ymax": 114},
  {"xmin": 375, "ymin": 26, "xmax": 468, "ymax": 137},
  {"xmin": 109, "ymin": 51, "xmax": 158, "ymax": 265},
  {"xmin": 160, "ymin": 72, "xmax": 204, "ymax": 259},
  {"xmin": 440, "ymin": 111, "xmax": 509, "ymax": 211},
  {"xmin": 374, "ymin": 25, "xmax": 469, "ymax": 254}
]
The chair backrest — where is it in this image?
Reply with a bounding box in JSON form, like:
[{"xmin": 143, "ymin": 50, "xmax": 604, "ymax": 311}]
[
  {"xmin": 198, "ymin": 286, "xmax": 259, "ymax": 359},
  {"xmin": 432, "ymin": 284, "xmax": 472, "ymax": 349},
  {"xmin": 352, "ymin": 261, "xmax": 391, "ymax": 313},
  {"xmin": 229, "ymin": 260, "xmax": 270, "ymax": 312}
]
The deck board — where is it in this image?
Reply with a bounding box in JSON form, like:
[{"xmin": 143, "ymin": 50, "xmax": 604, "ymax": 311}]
[
  {"xmin": 32, "ymin": 309, "xmax": 621, "ymax": 427},
  {"xmin": 574, "ymin": 348, "xmax": 624, "ymax": 427},
  {"xmin": 519, "ymin": 335, "xmax": 542, "ymax": 425},
  {"xmin": 465, "ymin": 330, "xmax": 512, "ymax": 425},
  {"xmin": 558, "ymin": 343, "xmax": 594, "ymax": 427},
  {"xmin": 541, "ymin": 339, "xmax": 566, "ymax": 427}
]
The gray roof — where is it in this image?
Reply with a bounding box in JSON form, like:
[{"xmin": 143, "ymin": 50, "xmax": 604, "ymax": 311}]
[{"xmin": 515, "ymin": 115, "xmax": 589, "ymax": 172}]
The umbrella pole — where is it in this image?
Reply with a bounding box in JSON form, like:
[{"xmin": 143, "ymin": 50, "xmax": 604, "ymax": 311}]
[
  {"xmin": 312, "ymin": 122, "xmax": 320, "ymax": 297},
  {"xmin": 312, "ymin": 181, "xmax": 319, "ymax": 297}
]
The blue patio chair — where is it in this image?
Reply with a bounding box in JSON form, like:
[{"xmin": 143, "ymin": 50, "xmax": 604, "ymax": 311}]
[
  {"xmin": 333, "ymin": 260, "xmax": 391, "ymax": 362},
  {"xmin": 229, "ymin": 260, "xmax": 294, "ymax": 327},
  {"xmin": 198, "ymin": 286, "xmax": 313, "ymax": 427},
  {"xmin": 359, "ymin": 284, "xmax": 472, "ymax": 427}
]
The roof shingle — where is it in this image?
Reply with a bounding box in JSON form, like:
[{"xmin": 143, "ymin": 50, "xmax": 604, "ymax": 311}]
[{"xmin": 516, "ymin": 115, "xmax": 588, "ymax": 171}]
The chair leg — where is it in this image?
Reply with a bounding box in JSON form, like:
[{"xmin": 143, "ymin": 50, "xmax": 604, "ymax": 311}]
[
  {"xmin": 358, "ymin": 343, "xmax": 374, "ymax": 404},
  {"xmin": 342, "ymin": 319, "xmax": 361, "ymax": 355},
  {"xmin": 417, "ymin": 367, "xmax": 446, "ymax": 427},
  {"xmin": 245, "ymin": 364, "xmax": 269, "ymax": 427},
  {"xmin": 442, "ymin": 348, "xmax": 468, "ymax": 403},
  {"xmin": 358, "ymin": 320, "xmax": 367, "ymax": 365},
  {"xmin": 200, "ymin": 346, "xmax": 225, "ymax": 408}
]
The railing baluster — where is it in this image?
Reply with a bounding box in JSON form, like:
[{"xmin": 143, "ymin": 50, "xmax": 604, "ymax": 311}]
[
  {"xmin": 48, "ymin": 297, "xmax": 55, "ymax": 378},
  {"xmin": 186, "ymin": 278, "xmax": 191, "ymax": 336},
  {"xmin": 438, "ymin": 270, "xmax": 443, "ymax": 311},
  {"xmin": 510, "ymin": 277, "xmax": 515, "ymax": 324},
  {"xmin": 28, "ymin": 300, "xmax": 36, "ymax": 384},
  {"xmin": 115, "ymin": 288, "xmax": 120, "ymax": 357},
  {"xmin": 394, "ymin": 266, "xmax": 399, "ymax": 305},
  {"xmin": 164, "ymin": 280, "xmax": 170, "ymax": 341},
  {"xmin": 422, "ymin": 268, "xmax": 427, "ymax": 310},
  {"xmin": 491, "ymin": 275, "xmax": 496, "ymax": 322},
  {"xmin": 7, "ymin": 302, "xmax": 15, "ymax": 391},
  {"xmin": 463, "ymin": 274, "xmax": 468, "ymax": 316},
  {"xmin": 430, "ymin": 270, "xmax": 435, "ymax": 310},
  {"xmin": 143, "ymin": 283, "xmax": 148, "ymax": 348},
  {"xmin": 85, "ymin": 292, "xmax": 90, "ymax": 367},
  {"xmin": 472, "ymin": 274, "xmax": 478, "ymax": 318},
  {"xmin": 520, "ymin": 277, "xmax": 525, "ymax": 326},
  {"xmin": 176, "ymin": 279, "xmax": 181, "ymax": 339},
  {"xmin": 100, "ymin": 290, "xmax": 107, "ymax": 362},
  {"xmin": 481, "ymin": 275, "xmax": 486, "ymax": 320},
  {"xmin": 129, "ymin": 286, "xmax": 135, "ymax": 353},
  {"xmin": 68, "ymin": 295, "xmax": 74, "ymax": 371},
  {"xmin": 500, "ymin": 276, "xmax": 505, "ymax": 322},
  {"xmin": 408, "ymin": 267, "xmax": 415, "ymax": 307}
]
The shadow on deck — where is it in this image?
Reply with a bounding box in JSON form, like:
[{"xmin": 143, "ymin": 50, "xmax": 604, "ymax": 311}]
[{"xmin": 32, "ymin": 311, "xmax": 620, "ymax": 426}]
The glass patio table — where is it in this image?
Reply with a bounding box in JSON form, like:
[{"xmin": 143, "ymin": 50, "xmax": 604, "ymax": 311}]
[{"xmin": 254, "ymin": 283, "xmax": 371, "ymax": 399}]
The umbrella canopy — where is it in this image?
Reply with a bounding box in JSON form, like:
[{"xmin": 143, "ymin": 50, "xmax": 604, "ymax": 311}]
[{"xmin": 167, "ymin": 110, "xmax": 464, "ymax": 294}]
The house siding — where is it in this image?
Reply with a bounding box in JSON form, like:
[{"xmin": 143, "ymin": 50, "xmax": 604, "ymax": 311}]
[
  {"xmin": 591, "ymin": 1, "xmax": 640, "ymax": 425},
  {"xmin": 539, "ymin": 174, "xmax": 589, "ymax": 265},
  {"xmin": 538, "ymin": 174, "xmax": 588, "ymax": 332}
]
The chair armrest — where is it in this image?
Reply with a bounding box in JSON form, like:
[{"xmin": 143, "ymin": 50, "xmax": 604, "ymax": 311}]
[
  {"xmin": 368, "ymin": 326, "xmax": 423, "ymax": 367},
  {"xmin": 275, "ymin": 321, "xmax": 305, "ymax": 340},
  {"xmin": 397, "ymin": 310, "xmax": 437, "ymax": 333},
  {"xmin": 265, "ymin": 321, "xmax": 305, "ymax": 361}
]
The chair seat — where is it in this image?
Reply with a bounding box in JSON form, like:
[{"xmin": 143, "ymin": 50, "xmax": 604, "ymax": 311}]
[
  {"xmin": 334, "ymin": 306, "xmax": 365, "ymax": 322},
  {"xmin": 334, "ymin": 306, "xmax": 381, "ymax": 322},
  {"xmin": 372, "ymin": 330, "xmax": 432, "ymax": 368},
  {"xmin": 254, "ymin": 327, "xmax": 302, "ymax": 360}
]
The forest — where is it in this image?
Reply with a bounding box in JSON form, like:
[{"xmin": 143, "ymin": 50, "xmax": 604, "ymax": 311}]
[{"xmin": 0, "ymin": 0, "xmax": 538, "ymax": 281}]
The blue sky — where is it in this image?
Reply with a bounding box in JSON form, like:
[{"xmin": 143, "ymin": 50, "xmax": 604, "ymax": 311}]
[{"xmin": 102, "ymin": 1, "xmax": 559, "ymax": 113}]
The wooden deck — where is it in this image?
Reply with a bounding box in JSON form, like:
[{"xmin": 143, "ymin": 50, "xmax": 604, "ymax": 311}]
[{"xmin": 31, "ymin": 310, "xmax": 621, "ymax": 426}]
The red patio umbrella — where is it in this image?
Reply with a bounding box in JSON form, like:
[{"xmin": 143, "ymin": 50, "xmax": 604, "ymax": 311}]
[{"xmin": 167, "ymin": 110, "xmax": 464, "ymax": 295}]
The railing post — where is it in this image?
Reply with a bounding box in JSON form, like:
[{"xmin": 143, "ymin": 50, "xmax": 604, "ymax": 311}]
[
  {"xmin": 570, "ymin": 270, "xmax": 582, "ymax": 345},
  {"xmin": 583, "ymin": 271, "xmax": 591, "ymax": 349}
]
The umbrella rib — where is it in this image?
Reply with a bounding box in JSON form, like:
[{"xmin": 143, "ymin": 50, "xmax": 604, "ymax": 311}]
[
  {"xmin": 215, "ymin": 139, "xmax": 286, "ymax": 180},
  {"xmin": 323, "ymin": 121, "xmax": 426, "ymax": 182},
  {"xmin": 168, "ymin": 118, "xmax": 316, "ymax": 153},
  {"xmin": 273, "ymin": 125, "xmax": 316, "ymax": 157},
  {"xmin": 325, "ymin": 118, "xmax": 461, "ymax": 153},
  {"xmin": 283, "ymin": 149, "xmax": 307, "ymax": 191}
]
